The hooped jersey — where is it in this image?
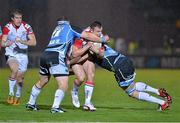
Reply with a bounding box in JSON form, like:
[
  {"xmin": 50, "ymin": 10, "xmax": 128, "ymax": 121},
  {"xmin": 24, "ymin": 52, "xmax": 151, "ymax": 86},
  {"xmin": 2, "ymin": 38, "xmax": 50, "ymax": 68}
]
[
  {"xmin": 3, "ymin": 21, "xmax": 34, "ymax": 55},
  {"xmin": 45, "ymin": 21, "xmax": 82, "ymax": 58}
]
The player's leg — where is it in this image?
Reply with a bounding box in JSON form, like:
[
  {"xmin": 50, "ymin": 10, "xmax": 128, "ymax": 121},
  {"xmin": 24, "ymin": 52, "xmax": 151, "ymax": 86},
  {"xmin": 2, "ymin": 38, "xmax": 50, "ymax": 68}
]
[
  {"xmin": 26, "ymin": 54, "xmax": 50, "ymax": 111},
  {"xmin": 26, "ymin": 74, "xmax": 50, "ymax": 111},
  {"xmin": 83, "ymin": 60, "xmax": 96, "ymax": 111},
  {"xmin": 134, "ymin": 82, "xmax": 172, "ymax": 103},
  {"xmin": 125, "ymin": 83, "xmax": 169, "ymax": 111},
  {"xmin": 116, "ymin": 77, "xmax": 170, "ymax": 110},
  {"xmin": 50, "ymin": 61, "xmax": 69, "ymax": 113},
  {"xmin": 6, "ymin": 56, "xmax": 19, "ymax": 104},
  {"xmin": 71, "ymin": 64, "xmax": 86, "ymax": 108},
  {"xmin": 13, "ymin": 71, "xmax": 24, "ymax": 105},
  {"xmin": 13, "ymin": 54, "xmax": 28, "ymax": 105},
  {"xmin": 114, "ymin": 56, "xmax": 170, "ymax": 111},
  {"xmin": 51, "ymin": 76, "xmax": 68, "ymax": 113}
]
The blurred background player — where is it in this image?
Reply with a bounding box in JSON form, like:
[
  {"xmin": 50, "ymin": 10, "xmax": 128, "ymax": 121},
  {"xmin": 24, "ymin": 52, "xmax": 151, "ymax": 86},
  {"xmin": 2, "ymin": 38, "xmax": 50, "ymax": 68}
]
[
  {"xmin": 1, "ymin": 9, "xmax": 36, "ymax": 105},
  {"xmin": 70, "ymin": 21, "xmax": 103, "ymax": 111},
  {"xmin": 26, "ymin": 16, "xmax": 109, "ymax": 113},
  {"xmin": 89, "ymin": 39, "xmax": 172, "ymax": 111}
]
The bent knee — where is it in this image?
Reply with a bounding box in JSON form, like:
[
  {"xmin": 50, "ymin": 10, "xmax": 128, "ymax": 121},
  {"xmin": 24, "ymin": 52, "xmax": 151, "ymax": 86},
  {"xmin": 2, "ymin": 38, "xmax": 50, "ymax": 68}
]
[
  {"xmin": 77, "ymin": 75, "xmax": 85, "ymax": 82},
  {"xmin": 128, "ymin": 91, "xmax": 139, "ymax": 98},
  {"xmin": 59, "ymin": 83, "xmax": 68, "ymax": 92}
]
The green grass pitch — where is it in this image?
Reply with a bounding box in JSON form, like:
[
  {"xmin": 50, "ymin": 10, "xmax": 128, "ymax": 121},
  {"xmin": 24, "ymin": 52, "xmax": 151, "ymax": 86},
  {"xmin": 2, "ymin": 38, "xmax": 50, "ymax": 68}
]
[{"xmin": 0, "ymin": 68, "xmax": 179, "ymax": 122}]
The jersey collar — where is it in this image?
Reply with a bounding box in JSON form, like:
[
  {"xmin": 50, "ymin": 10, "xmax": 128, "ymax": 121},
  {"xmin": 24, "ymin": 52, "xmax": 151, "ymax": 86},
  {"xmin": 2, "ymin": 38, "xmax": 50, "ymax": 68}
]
[{"xmin": 58, "ymin": 21, "xmax": 69, "ymax": 25}]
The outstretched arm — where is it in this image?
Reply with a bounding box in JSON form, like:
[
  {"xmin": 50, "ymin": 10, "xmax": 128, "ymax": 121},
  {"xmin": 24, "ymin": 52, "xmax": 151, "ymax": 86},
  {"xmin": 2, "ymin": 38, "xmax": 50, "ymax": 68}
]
[{"xmin": 81, "ymin": 31, "xmax": 109, "ymax": 43}]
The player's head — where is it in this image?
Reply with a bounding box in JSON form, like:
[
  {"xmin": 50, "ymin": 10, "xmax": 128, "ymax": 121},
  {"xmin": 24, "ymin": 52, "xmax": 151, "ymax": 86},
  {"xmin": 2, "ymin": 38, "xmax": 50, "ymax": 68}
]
[
  {"xmin": 57, "ymin": 16, "xmax": 70, "ymax": 25},
  {"xmin": 90, "ymin": 21, "xmax": 103, "ymax": 37},
  {"xmin": 10, "ymin": 9, "xmax": 23, "ymax": 27}
]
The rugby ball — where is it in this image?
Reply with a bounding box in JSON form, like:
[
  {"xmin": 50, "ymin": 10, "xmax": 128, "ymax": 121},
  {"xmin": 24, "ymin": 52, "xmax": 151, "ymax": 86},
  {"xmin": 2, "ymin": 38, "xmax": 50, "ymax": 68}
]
[{"xmin": 93, "ymin": 42, "xmax": 102, "ymax": 49}]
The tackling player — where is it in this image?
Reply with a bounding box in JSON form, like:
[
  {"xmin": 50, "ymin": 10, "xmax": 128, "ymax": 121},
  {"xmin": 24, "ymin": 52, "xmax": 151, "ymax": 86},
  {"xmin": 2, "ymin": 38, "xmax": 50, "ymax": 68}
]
[
  {"xmin": 90, "ymin": 42, "xmax": 172, "ymax": 111},
  {"xmin": 1, "ymin": 9, "xmax": 36, "ymax": 105},
  {"xmin": 26, "ymin": 16, "xmax": 109, "ymax": 113}
]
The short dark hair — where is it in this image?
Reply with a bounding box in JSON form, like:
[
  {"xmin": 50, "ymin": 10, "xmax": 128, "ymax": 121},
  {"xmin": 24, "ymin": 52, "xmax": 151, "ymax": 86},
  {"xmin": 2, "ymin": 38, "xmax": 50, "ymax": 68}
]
[
  {"xmin": 10, "ymin": 9, "xmax": 23, "ymax": 18},
  {"xmin": 90, "ymin": 21, "xmax": 102, "ymax": 29},
  {"xmin": 57, "ymin": 16, "xmax": 69, "ymax": 21}
]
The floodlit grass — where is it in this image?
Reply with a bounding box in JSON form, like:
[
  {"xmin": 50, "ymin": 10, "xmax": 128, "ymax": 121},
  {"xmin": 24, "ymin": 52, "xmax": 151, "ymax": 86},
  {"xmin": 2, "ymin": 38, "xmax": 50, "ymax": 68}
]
[{"xmin": 0, "ymin": 68, "xmax": 179, "ymax": 122}]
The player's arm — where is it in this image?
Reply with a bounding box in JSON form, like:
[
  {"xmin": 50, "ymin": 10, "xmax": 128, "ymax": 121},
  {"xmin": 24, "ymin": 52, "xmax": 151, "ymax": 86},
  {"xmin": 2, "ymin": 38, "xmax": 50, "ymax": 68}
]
[
  {"xmin": 72, "ymin": 41, "xmax": 93, "ymax": 58},
  {"xmin": 90, "ymin": 45, "xmax": 105, "ymax": 58},
  {"xmin": 16, "ymin": 33, "xmax": 36, "ymax": 46},
  {"xmin": 1, "ymin": 35, "xmax": 14, "ymax": 47},
  {"xmin": 72, "ymin": 25, "xmax": 109, "ymax": 43},
  {"xmin": 16, "ymin": 24, "xmax": 36, "ymax": 46},
  {"xmin": 81, "ymin": 31, "xmax": 109, "ymax": 43},
  {"xmin": 1, "ymin": 27, "xmax": 14, "ymax": 47},
  {"xmin": 70, "ymin": 53, "xmax": 89, "ymax": 65}
]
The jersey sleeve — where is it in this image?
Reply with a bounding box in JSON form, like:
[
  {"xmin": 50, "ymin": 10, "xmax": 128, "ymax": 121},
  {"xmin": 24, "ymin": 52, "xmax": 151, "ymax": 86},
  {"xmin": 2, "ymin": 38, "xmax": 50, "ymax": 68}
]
[
  {"xmin": 2, "ymin": 26, "xmax": 10, "ymax": 35},
  {"xmin": 71, "ymin": 25, "xmax": 83, "ymax": 39},
  {"xmin": 24, "ymin": 23, "xmax": 34, "ymax": 35},
  {"xmin": 73, "ymin": 38, "xmax": 83, "ymax": 49}
]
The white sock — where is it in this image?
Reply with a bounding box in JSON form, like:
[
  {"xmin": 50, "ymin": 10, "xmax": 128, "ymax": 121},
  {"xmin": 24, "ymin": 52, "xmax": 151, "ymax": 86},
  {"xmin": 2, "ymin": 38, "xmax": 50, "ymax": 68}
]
[
  {"xmin": 84, "ymin": 82, "xmax": 94, "ymax": 104},
  {"xmin": 16, "ymin": 82, "xmax": 23, "ymax": 98},
  {"xmin": 8, "ymin": 78, "xmax": 16, "ymax": 96},
  {"xmin": 28, "ymin": 85, "xmax": 41, "ymax": 105},
  {"xmin": 72, "ymin": 83, "xmax": 79, "ymax": 95},
  {"xmin": 138, "ymin": 92, "xmax": 164, "ymax": 105},
  {"xmin": 135, "ymin": 82, "xmax": 159, "ymax": 95},
  {"xmin": 52, "ymin": 89, "xmax": 65, "ymax": 108}
]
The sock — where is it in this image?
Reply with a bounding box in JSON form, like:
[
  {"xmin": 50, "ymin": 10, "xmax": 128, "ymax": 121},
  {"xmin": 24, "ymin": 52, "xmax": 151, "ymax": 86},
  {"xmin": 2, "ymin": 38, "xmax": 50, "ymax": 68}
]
[
  {"xmin": 135, "ymin": 82, "xmax": 159, "ymax": 95},
  {"xmin": 16, "ymin": 82, "xmax": 23, "ymax": 98},
  {"xmin": 138, "ymin": 92, "xmax": 164, "ymax": 105},
  {"xmin": 28, "ymin": 85, "xmax": 41, "ymax": 105},
  {"xmin": 52, "ymin": 89, "xmax": 65, "ymax": 108},
  {"xmin": 84, "ymin": 81, "xmax": 94, "ymax": 104},
  {"xmin": 72, "ymin": 81, "xmax": 79, "ymax": 95},
  {"xmin": 8, "ymin": 77, "xmax": 16, "ymax": 96}
]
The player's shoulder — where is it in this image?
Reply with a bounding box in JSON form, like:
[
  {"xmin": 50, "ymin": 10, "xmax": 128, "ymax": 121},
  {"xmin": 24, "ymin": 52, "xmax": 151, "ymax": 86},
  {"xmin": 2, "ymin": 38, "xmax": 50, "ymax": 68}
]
[
  {"xmin": 22, "ymin": 21, "xmax": 31, "ymax": 29},
  {"xmin": 4, "ymin": 22, "xmax": 12, "ymax": 29},
  {"xmin": 70, "ymin": 25, "xmax": 82, "ymax": 33}
]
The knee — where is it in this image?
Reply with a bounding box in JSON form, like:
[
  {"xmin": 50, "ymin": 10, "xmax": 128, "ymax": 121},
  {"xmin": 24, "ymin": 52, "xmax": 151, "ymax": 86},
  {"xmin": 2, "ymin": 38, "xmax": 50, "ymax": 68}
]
[
  {"xmin": 59, "ymin": 83, "xmax": 68, "ymax": 92},
  {"xmin": 77, "ymin": 74, "xmax": 85, "ymax": 83},
  {"xmin": 89, "ymin": 72, "xmax": 95, "ymax": 79},
  {"xmin": 74, "ymin": 79, "xmax": 82, "ymax": 86},
  {"xmin": 36, "ymin": 79, "xmax": 48, "ymax": 89},
  {"xmin": 11, "ymin": 70, "xmax": 18, "ymax": 77},
  {"xmin": 125, "ymin": 85, "xmax": 138, "ymax": 98},
  {"xmin": 17, "ymin": 75, "xmax": 24, "ymax": 82},
  {"xmin": 135, "ymin": 82, "xmax": 146, "ymax": 91},
  {"xmin": 129, "ymin": 91, "xmax": 139, "ymax": 98}
]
